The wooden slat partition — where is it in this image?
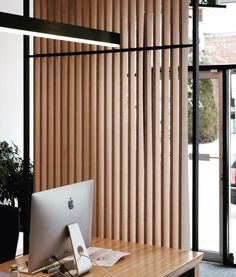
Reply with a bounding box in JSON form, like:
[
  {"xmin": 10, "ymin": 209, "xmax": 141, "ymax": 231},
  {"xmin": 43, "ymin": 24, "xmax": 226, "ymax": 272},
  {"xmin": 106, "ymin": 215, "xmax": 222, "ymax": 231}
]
[
  {"xmin": 153, "ymin": 0, "xmax": 162, "ymax": 246},
  {"xmin": 34, "ymin": 0, "xmax": 189, "ymax": 248},
  {"xmin": 137, "ymin": 0, "xmax": 145, "ymax": 245},
  {"xmin": 113, "ymin": 0, "xmax": 121, "ymax": 241},
  {"xmin": 54, "ymin": 0, "xmax": 62, "ymax": 188},
  {"xmin": 145, "ymin": 0, "xmax": 154, "ymax": 246},
  {"xmin": 68, "ymin": 1, "xmax": 76, "ymax": 185},
  {"xmin": 82, "ymin": 0, "xmax": 90, "ymax": 181},
  {"xmin": 120, "ymin": 0, "xmax": 129, "ymax": 242},
  {"xmin": 170, "ymin": 0, "xmax": 180, "ymax": 249},
  {"xmin": 162, "ymin": 0, "xmax": 171, "ymax": 248},
  {"xmin": 47, "ymin": 0, "xmax": 55, "ymax": 190},
  {"xmin": 97, "ymin": 0, "xmax": 105, "ymax": 238},
  {"xmin": 75, "ymin": 0, "xmax": 83, "ymax": 190},
  {"xmin": 128, "ymin": 0, "xmax": 137, "ymax": 244},
  {"xmin": 90, "ymin": 0, "xmax": 98, "ymax": 239},
  {"xmin": 105, "ymin": 0, "xmax": 113, "ymax": 240}
]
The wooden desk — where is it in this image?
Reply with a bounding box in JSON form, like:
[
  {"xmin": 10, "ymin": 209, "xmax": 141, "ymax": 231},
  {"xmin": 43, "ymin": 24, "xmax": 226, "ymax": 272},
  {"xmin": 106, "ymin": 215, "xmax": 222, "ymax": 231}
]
[{"xmin": 0, "ymin": 238, "xmax": 203, "ymax": 277}]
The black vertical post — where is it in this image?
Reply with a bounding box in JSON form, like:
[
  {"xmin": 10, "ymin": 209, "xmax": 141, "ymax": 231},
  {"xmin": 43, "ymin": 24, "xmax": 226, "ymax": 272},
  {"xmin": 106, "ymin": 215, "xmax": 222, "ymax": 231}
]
[
  {"xmin": 192, "ymin": 0, "xmax": 200, "ymax": 251},
  {"xmin": 23, "ymin": 0, "xmax": 31, "ymax": 255},
  {"xmin": 223, "ymin": 69, "xmax": 230, "ymax": 264}
]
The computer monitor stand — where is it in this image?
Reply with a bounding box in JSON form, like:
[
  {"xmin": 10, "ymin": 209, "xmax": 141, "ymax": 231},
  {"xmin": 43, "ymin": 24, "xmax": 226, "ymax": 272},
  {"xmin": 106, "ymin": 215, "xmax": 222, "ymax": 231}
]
[{"xmin": 67, "ymin": 223, "xmax": 92, "ymax": 276}]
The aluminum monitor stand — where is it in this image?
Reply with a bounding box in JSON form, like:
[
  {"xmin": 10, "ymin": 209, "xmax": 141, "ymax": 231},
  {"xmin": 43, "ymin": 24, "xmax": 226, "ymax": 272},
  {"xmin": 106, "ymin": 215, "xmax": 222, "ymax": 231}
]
[{"xmin": 67, "ymin": 223, "xmax": 92, "ymax": 276}]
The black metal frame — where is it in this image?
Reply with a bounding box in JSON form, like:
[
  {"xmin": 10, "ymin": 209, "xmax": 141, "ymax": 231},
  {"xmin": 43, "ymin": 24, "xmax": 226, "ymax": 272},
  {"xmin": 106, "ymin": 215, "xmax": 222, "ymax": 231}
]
[
  {"xmin": 192, "ymin": 0, "xmax": 200, "ymax": 252},
  {"xmin": 28, "ymin": 43, "xmax": 193, "ymax": 58},
  {"xmin": 222, "ymin": 69, "xmax": 230, "ymax": 264},
  {"xmin": 23, "ymin": 0, "xmax": 31, "ymax": 255},
  {"xmin": 190, "ymin": 4, "xmax": 226, "ymax": 8}
]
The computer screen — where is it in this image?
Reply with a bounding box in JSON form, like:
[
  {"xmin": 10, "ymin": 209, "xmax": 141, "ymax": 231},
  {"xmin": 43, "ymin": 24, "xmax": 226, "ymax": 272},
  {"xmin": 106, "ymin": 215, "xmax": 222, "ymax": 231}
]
[{"xmin": 27, "ymin": 180, "xmax": 94, "ymax": 273}]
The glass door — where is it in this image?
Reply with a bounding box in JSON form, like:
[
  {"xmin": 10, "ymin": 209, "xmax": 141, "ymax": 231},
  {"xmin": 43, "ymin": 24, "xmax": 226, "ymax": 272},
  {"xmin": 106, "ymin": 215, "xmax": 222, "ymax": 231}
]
[{"xmin": 188, "ymin": 70, "xmax": 223, "ymax": 262}]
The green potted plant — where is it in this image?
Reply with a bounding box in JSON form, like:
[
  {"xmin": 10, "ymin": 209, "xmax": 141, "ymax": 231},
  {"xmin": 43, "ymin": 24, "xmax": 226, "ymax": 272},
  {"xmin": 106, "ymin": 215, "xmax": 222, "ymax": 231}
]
[
  {"xmin": 0, "ymin": 141, "xmax": 33, "ymax": 221},
  {"xmin": 0, "ymin": 141, "xmax": 33, "ymax": 205},
  {"xmin": 0, "ymin": 141, "xmax": 33, "ymax": 259}
]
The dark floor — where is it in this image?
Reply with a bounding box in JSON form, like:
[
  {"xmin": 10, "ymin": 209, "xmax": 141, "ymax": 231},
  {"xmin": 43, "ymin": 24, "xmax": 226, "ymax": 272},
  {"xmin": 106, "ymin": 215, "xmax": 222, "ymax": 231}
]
[{"xmin": 200, "ymin": 261, "xmax": 236, "ymax": 277}]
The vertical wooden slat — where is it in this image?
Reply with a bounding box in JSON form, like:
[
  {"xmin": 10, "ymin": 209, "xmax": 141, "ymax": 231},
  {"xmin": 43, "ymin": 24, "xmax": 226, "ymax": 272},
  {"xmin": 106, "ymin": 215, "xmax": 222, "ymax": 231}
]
[
  {"xmin": 170, "ymin": 0, "xmax": 180, "ymax": 249},
  {"xmin": 98, "ymin": 0, "xmax": 105, "ymax": 238},
  {"xmin": 128, "ymin": 0, "xmax": 136, "ymax": 243},
  {"xmin": 105, "ymin": 0, "xmax": 113, "ymax": 239},
  {"xmin": 144, "ymin": 0, "xmax": 153, "ymax": 245},
  {"xmin": 137, "ymin": 0, "xmax": 145, "ymax": 244},
  {"xmin": 41, "ymin": 0, "xmax": 48, "ymax": 191},
  {"xmin": 82, "ymin": 0, "xmax": 91, "ymax": 180},
  {"xmin": 54, "ymin": 0, "xmax": 62, "ymax": 188},
  {"xmin": 162, "ymin": 0, "xmax": 171, "ymax": 248},
  {"xmin": 75, "ymin": 0, "xmax": 83, "ymax": 182},
  {"xmin": 33, "ymin": 0, "xmax": 41, "ymax": 192},
  {"xmin": 61, "ymin": 0, "xmax": 69, "ymax": 186},
  {"xmin": 113, "ymin": 0, "xmax": 121, "ymax": 240},
  {"xmin": 121, "ymin": 0, "xmax": 129, "ymax": 242},
  {"xmin": 68, "ymin": 1, "xmax": 76, "ymax": 184},
  {"xmin": 47, "ymin": 0, "xmax": 55, "ymax": 189},
  {"xmin": 153, "ymin": 0, "xmax": 162, "ymax": 246},
  {"xmin": 90, "ymin": 0, "xmax": 98, "ymax": 236}
]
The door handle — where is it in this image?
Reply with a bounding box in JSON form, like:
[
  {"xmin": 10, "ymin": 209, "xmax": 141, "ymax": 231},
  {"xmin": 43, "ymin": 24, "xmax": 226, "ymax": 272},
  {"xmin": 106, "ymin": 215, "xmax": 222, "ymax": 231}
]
[{"xmin": 188, "ymin": 153, "xmax": 222, "ymax": 161}]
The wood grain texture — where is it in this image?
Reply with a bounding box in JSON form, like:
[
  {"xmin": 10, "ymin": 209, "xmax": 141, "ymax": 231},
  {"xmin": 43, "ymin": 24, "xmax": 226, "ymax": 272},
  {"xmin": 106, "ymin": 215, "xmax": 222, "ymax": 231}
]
[
  {"xmin": 90, "ymin": 0, "xmax": 98, "ymax": 237},
  {"xmin": 120, "ymin": 0, "xmax": 129, "ymax": 242},
  {"xmin": 47, "ymin": 0, "xmax": 55, "ymax": 189},
  {"xmin": 34, "ymin": 0, "xmax": 189, "ymax": 249},
  {"xmin": 61, "ymin": 0, "xmax": 69, "ymax": 186},
  {"xmin": 53, "ymin": 0, "xmax": 62, "ymax": 188},
  {"xmin": 0, "ymin": 238, "xmax": 203, "ymax": 277},
  {"xmin": 75, "ymin": 0, "xmax": 83, "ymax": 183},
  {"xmin": 136, "ymin": 0, "xmax": 145, "ymax": 244},
  {"xmin": 112, "ymin": 0, "xmax": 121, "ymax": 241},
  {"xmin": 144, "ymin": 0, "xmax": 154, "ymax": 245},
  {"xmin": 68, "ymin": 0, "xmax": 76, "ymax": 185},
  {"xmin": 97, "ymin": 0, "xmax": 105, "ymax": 238},
  {"xmin": 153, "ymin": 0, "xmax": 162, "ymax": 246},
  {"xmin": 82, "ymin": 0, "xmax": 91, "ymax": 181},
  {"xmin": 105, "ymin": 0, "xmax": 113, "ymax": 240},
  {"xmin": 161, "ymin": 0, "xmax": 171, "ymax": 248},
  {"xmin": 170, "ymin": 0, "xmax": 180, "ymax": 249},
  {"xmin": 128, "ymin": 0, "xmax": 137, "ymax": 243}
]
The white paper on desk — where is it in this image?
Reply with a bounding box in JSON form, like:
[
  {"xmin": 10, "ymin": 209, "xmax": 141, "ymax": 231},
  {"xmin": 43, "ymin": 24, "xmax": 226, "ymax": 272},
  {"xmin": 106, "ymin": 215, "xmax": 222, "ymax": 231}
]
[
  {"xmin": 87, "ymin": 247, "xmax": 130, "ymax": 267},
  {"xmin": 87, "ymin": 247, "xmax": 113, "ymax": 261}
]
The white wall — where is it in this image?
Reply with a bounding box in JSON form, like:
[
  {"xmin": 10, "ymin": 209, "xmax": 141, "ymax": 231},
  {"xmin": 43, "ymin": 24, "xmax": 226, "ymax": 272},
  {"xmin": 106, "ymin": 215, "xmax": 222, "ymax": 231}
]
[{"xmin": 0, "ymin": 0, "xmax": 23, "ymax": 152}]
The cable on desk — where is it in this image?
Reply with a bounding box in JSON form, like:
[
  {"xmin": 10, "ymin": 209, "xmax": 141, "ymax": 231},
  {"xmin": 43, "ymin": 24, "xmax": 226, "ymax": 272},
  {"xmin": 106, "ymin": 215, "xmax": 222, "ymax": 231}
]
[{"xmin": 50, "ymin": 255, "xmax": 74, "ymax": 277}]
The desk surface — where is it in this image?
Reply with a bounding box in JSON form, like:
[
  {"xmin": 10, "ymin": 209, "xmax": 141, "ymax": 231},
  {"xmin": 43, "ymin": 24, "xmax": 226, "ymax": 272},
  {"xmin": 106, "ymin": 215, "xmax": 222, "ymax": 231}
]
[{"xmin": 0, "ymin": 238, "xmax": 203, "ymax": 277}]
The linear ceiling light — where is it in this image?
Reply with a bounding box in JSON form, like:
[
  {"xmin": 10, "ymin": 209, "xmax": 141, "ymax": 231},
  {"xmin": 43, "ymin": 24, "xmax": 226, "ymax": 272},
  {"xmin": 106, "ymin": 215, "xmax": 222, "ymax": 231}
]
[{"xmin": 0, "ymin": 12, "xmax": 120, "ymax": 47}]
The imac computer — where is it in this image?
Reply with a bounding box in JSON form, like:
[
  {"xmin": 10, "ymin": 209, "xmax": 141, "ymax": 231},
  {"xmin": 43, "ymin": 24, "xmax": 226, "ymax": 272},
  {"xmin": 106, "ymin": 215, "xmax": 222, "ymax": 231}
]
[{"xmin": 27, "ymin": 180, "xmax": 94, "ymax": 275}]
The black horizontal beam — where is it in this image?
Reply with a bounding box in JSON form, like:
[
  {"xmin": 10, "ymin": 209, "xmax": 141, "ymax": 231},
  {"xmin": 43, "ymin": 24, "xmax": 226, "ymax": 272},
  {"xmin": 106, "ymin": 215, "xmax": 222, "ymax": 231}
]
[
  {"xmin": 0, "ymin": 11, "xmax": 120, "ymax": 47},
  {"xmin": 28, "ymin": 43, "xmax": 193, "ymax": 58},
  {"xmin": 189, "ymin": 64, "xmax": 236, "ymax": 71},
  {"xmin": 189, "ymin": 3, "xmax": 226, "ymax": 8}
]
